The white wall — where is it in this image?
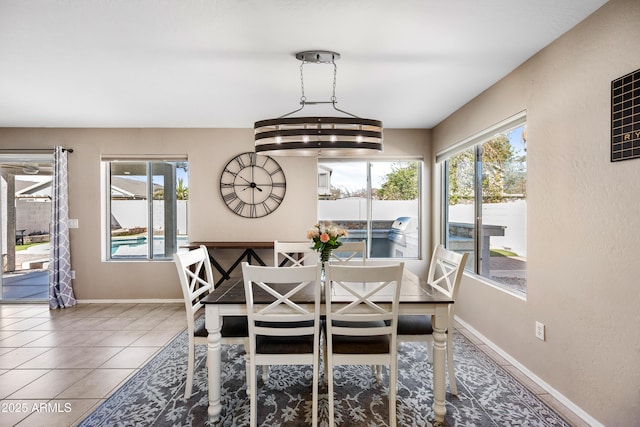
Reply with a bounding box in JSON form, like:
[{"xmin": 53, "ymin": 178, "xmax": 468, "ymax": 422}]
[
  {"xmin": 448, "ymin": 200, "xmax": 527, "ymax": 256},
  {"xmin": 318, "ymin": 199, "xmax": 419, "ymax": 221},
  {"xmin": 432, "ymin": 0, "xmax": 640, "ymax": 425},
  {"xmin": 111, "ymin": 200, "xmax": 188, "ymax": 235},
  {"xmin": 15, "ymin": 200, "xmax": 51, "ymax": 235}
]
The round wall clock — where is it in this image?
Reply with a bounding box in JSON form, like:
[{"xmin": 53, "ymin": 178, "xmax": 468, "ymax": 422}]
[{"xmin": 219, "ymin": 152, "xmax": 286, "ymax": 218}]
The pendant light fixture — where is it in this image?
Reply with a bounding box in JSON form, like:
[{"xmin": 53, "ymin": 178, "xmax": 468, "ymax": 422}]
[{"xmin": 254, "ymin": 50, "xmax": 383, "ymax": 156}]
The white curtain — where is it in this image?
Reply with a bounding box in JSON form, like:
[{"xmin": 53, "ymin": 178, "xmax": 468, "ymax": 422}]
[{"xmin": 49, "ymin": 146, "xmax": 76, "ymax": 309}]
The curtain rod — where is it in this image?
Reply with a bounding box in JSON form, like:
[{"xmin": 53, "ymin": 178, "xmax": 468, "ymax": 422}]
[{"xmin": 0, "ymin": 147, "xmax": 73, "ymax": 154}]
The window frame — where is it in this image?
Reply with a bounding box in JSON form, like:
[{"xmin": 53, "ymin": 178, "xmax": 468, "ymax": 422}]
[
  {"xmin": 317, "ymin": 157, "xmax": 423, "ymax": 260},
  {"xmin": 102, "ymin": 156, "xmax": 188, "ymax": 262},
  {"xmin": 437, "ymin": 112, "xmax": 527, "ymax": 295}
]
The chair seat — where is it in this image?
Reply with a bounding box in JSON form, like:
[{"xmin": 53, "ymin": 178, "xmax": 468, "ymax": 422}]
[
  {"xmin": 255, "ymin": 320, "xmax": 316, "ymax": 354},
  {"xmin": 396, "ymin": 315, "xmax": 434, "ymax": 335},
  {"xmin": 194, "ymin": 315, "xmax": 248, "ymax": 338},
  {"xmin": 256, "ymin": 334, "xmax": 315, "ymax": 354},
  {"xmin": 331, "ymin": 320, "xmax": 390, "ymax": 354}
]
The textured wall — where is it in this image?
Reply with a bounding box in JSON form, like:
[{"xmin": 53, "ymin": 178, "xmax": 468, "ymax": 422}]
[{"xmin": 432, "ymin": 0, "xmax": 640, "ymax": 425}]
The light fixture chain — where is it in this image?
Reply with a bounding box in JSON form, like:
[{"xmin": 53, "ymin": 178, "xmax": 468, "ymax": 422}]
[
  {"xmin": 331, "ymin": 59, "xmax": 338, "ymax": 103},
  {"xmin": 299, "ymin": 61, "xmax": 306, "ymax": 104}
]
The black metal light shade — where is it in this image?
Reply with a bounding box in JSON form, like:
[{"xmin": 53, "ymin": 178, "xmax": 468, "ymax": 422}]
[{"xmin": 254, "ymin": 116, "xmax": 383, "ymax": 156}]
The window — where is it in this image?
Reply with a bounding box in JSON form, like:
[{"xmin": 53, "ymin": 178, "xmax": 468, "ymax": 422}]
[
  {"xmin": 318, "ymin": 159, "xmax": 421, "ymax": 259},
  {"xmin": 104, "ymin": 159, "xmax": 188, "ymax": 260},
  {"xmin": 441, "ymin": 115, "xmax": 526, "ymax": 294}
]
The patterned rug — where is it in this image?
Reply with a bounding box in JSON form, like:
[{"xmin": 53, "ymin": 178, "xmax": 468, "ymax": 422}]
[{"xmin": 79, "ymin": 322, "xmax": 570, "ymax": 427}]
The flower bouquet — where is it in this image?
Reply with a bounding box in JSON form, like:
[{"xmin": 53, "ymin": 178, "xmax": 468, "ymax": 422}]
[{"xmin": 307, "ymin": 222, "xmax": 348, "ymax": 267}]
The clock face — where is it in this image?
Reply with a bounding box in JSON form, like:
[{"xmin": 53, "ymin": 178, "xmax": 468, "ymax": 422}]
[{"xmin": 220, "ymin": 152, "xmax": 286, "ymax": 218}]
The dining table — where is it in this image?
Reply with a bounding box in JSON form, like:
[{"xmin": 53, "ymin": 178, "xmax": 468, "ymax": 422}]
[
  {"xmin": 201, "ymin": 267, "xmax": 454, "ymax": 424},
  {"xmin": 182, "ymin": 241, "xmax": 274, "ymax": 287}
]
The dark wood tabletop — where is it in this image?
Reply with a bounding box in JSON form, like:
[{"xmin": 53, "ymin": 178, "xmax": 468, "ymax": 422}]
[
  {"xmin": 182, "ymin": 241, "xmax": 275, "ymax": 250},
  {"xmin": 201, "ymin": 270, "xmax": 453, "ymax": 306}
]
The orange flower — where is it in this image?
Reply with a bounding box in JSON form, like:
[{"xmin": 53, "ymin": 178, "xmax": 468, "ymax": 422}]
[{"xmin": 320, "ymin": 232, "xmax": 330, "ymax": 243}]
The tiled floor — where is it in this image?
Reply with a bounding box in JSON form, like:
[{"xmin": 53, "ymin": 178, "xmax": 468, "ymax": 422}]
[
  {"xmin": 0, "ymin": 303, "xmax": 186, "ymax": 427},
  {"xmin": 0, "ymin": 303, "xmax": 589, "ymax": 427}
]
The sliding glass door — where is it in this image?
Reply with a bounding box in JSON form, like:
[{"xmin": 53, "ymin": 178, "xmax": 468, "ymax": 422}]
[{"xmin": 0, "ymin": 154, "xmax": 53, "ymax": 301}]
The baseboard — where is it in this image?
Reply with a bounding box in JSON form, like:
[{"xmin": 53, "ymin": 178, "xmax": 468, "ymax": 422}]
[
  {"xmin": 455, "ymin": 317, "xmax": 603, "ymax": 427},
  {"xmin": 77, "ymin": 299, "xmax": 183, "ymax": 304}
]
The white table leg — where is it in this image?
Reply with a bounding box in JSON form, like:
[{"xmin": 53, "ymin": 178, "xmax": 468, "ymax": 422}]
[
  {"xmin": 205, "ymin": 305, "xmax": 222, "ymax": 423},
  {"xmin": 431, "ymin": 306, "xmax": 448, "ymax": 423}
]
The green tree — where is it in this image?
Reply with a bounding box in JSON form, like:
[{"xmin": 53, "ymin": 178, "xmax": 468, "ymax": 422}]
[
  {"xmin": 481, "ymin": 135, "xmax": 513, "ymax": 203},
  {"xmin": 152, "ymin": 178, "xmax": 189, "ymax": 200},
  {"xmin": 447, "ymin": 149, "xmax": 475, "ymax": 205},
  {"xmin": 447, "ymin": 134, "xmax": 525, "ymax": 204},
  {"xmin": 377, "ymin": 162, "xmax": 418, "ymax": 200},
  {"xmin": 176, "ymin": 178, "xmax": 189, "ymax": 200}
]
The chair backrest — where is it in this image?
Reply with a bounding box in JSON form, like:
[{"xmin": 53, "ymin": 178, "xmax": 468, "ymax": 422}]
[
  {"xmin": 274, "ymin": 240, "xmax": 318, "ymax": 267},
  {"xmin": 329, "ymin": 240, "xmax": 366, "ymax": 265},
  {"xmin": 427, "ymin": 245, "xmax": 468, "ymax": 301},
  {"xmin": 173, "ymin": 245, "xmax": 214, "ymax": 333},
  {"xmin": 324, "ymin": 262, "xmax": 404, "ymax": 343},
  {"xmin": 241, "ymin": 262, "xmax": 322, "ymax": 346}
]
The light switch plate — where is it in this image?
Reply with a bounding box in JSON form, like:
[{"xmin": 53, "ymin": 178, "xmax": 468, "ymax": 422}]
[{"xmin": 535, "ymin": 321, "xmax": 545, "ymax": 341}]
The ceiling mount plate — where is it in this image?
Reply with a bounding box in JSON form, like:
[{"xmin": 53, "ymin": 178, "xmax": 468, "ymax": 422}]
[{"xmin": 295, "ymin": 50, "xmax": 340, "ymax": 63}]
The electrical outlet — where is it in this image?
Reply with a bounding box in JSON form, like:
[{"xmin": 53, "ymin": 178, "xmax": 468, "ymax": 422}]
[
  {"xmin": 71, "ymin": 270, "xmax": 76, "ymax": 280},
  {"xmin": 535, "ymin": 321, "xmax": 545, "ymax": 341},
  {"xmin": 68, "ymin": 219, "xmax": 79, "ymax": 228}
]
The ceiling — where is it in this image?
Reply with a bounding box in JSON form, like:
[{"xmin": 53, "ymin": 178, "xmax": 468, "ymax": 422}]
[{"xmin": 0, "ymin": 0, "xmax": 608, "ymax": 129}]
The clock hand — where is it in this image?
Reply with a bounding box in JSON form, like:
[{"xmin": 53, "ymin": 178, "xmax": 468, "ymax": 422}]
[
  {"xmin": 239, "ymin": 175, "xmax": 263, "ymax": 192},
  {"xmin": 238, "ymin": 176, "xmax": 253, "ymax": 185}
]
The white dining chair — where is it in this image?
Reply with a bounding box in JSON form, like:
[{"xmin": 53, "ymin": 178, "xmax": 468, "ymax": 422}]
[
  {"xmin": 329, "ymin": 240, "xmax": 366, "ymax": 265},
  {"xmin": 173, "ymin": 245, "xmax": 249, "ymax": 399},
  {"xmin": 241, "ymin": 262, "xmax": 322, "ymax": 427},
  {"xmin": 273, "ymin": 240, "xmax": 319, "ymax": 267},
  {"xmin": 396, "ymin": 245, "xmax": 468, "ymax": 395},
  {"xmin": 324, "ymin": 262, "xmax": 404, "ymax": 427}
]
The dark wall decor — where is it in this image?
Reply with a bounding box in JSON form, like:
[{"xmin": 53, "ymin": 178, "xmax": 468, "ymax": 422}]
[{"xmin": 611, "ymin": 68, "xmax": 640, "ymax": 162}]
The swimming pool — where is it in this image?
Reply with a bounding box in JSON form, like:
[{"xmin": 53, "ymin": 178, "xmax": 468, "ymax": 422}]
[{"xmin": 111, "ymin": 235, "xmax": 189, "ymax": 258}]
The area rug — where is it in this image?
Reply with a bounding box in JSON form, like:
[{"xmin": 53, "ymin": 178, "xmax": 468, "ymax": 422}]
[{"xmin": 79, "ymin": 321, "xmax": 570, "ymax": 427}]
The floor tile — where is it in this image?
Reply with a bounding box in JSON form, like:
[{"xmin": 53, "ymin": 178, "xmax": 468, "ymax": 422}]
[
  {"xmin": 476, "ymin": 344, "xmax": 510, "ymax": 366},
  {"xmin": 24, "ymin": 330, "xmax": 117, "ymax": 348},
  {"xmin": 19, "ymin": 346, "xmax": 122, "ymax": 369},
  {"xmin": 0, "ymin": 399, "xmax": 47, "ymax": 427},
  {"xmin": 0, "ymin": 317, "xmax": 50, "ymax": 331},
  {"xmin": 97, "ymin": 330, "xmax": 148, "ymax": 347},
  {"xmin": 100, "ymin": 346, "xmax": 161, "ymax": 369},
  {"xmin": 132, "ymin": 329, "xmax": 180, "ymax": 347},
  {"xmin": 0, "ymin": 347, "xmax": 51, "ymax": 369},
  {"xmin": 0, "ymin": 330, "xmax": 52, "ymax": 347},
  {"xmin": 503, "ymin": 365, "xmax": 547, "ymax": 395},
  {"xmin": 0, "ymin": 369, "xmax": 49, "ymax": 399},
  {"xmin": 57, "ymin": 368, "xmax": 135, "ymax": 399},
  {"xmin": 9, "ymin": 369, "xmax": 92, "ymax": 399},
  {"xmin": 0, "ymin": 330, "xmax": 20, "ymax": 340}
]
